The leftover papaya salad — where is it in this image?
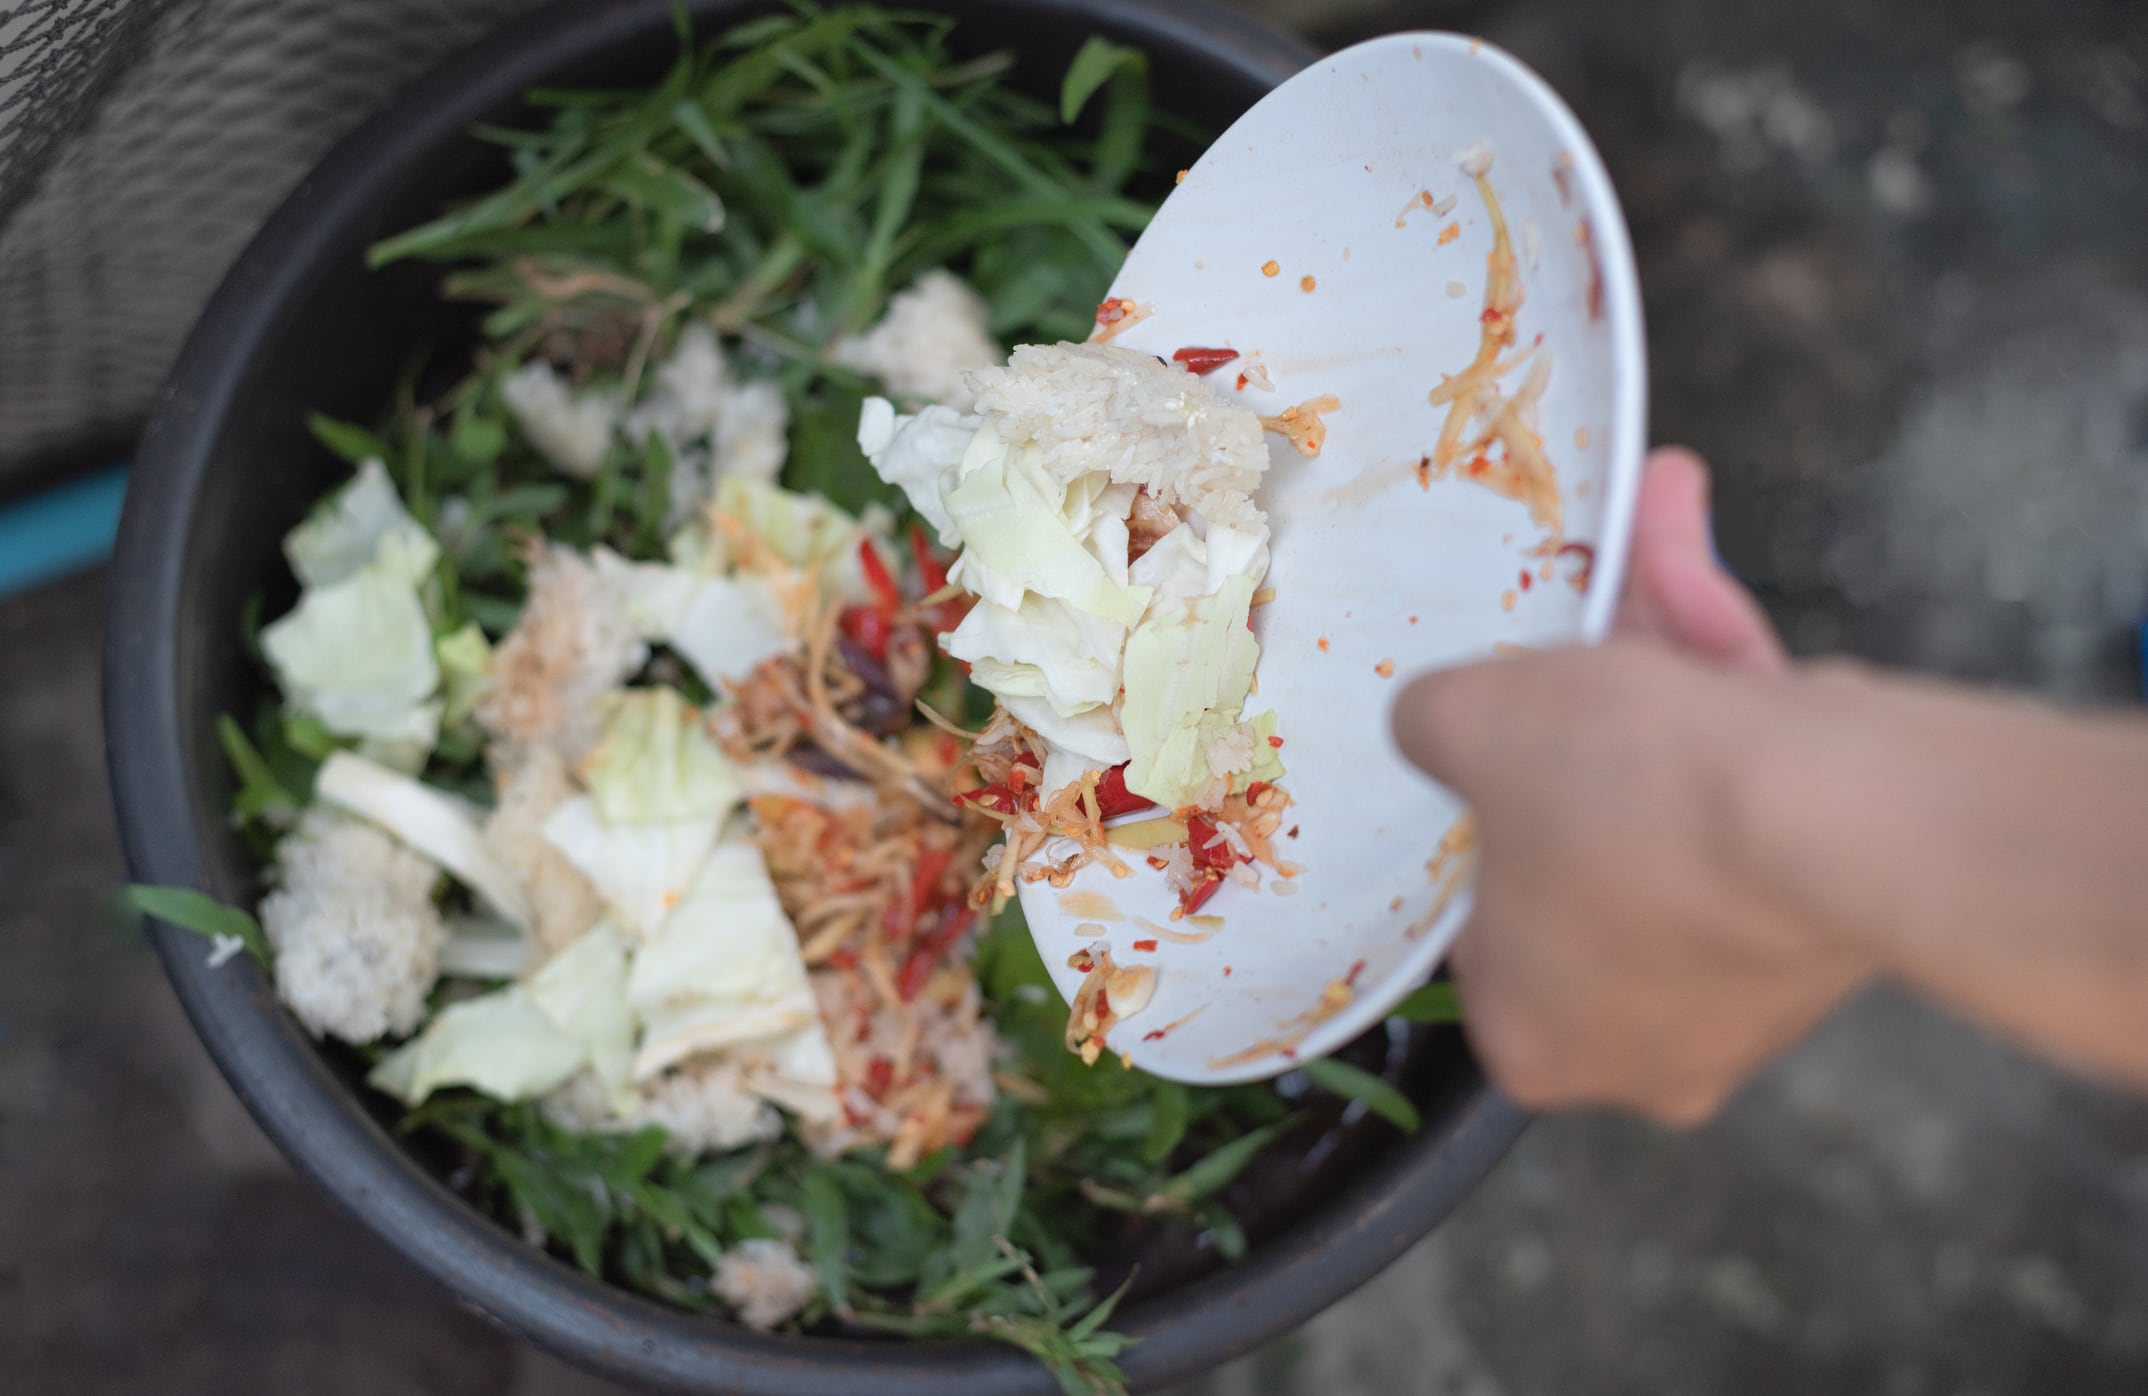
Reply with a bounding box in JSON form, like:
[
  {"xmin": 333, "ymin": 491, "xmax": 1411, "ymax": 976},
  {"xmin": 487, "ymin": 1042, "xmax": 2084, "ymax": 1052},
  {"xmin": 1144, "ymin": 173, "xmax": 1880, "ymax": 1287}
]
[{"xmin": 125, "ymin": 9, "xmax": 1455, "ymax": 1392}]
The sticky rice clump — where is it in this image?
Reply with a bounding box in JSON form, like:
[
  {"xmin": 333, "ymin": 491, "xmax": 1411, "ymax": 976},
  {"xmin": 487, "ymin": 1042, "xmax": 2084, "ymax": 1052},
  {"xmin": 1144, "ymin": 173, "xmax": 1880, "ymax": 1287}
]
[{"xmin": 963, "ymin": 342, "xmax": 1270, "ymax": 530}]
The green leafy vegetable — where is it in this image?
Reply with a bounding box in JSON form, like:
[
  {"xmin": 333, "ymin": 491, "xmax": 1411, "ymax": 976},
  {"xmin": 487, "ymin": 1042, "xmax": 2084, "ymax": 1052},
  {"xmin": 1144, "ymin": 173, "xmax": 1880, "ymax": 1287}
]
[
  {"xmin": 124, "ymin": 885, "xmax": 271, "ymax": 968},
  {"xmin": 1157, "ymin": 1117, "xmax": 1295, "ymax": 1205},
  {"xmin": 1059, "ymin": 36, "xmax": 1143, "ymax": 124},
  {"xmin": 1392, "ymin": 981, "xmax": 1463, "ymax": 1023},
  {"xmin": 218, "ymin": 713, "xmax": 301, "ymax": 828},
  {"xmin": 307, "ymin": 412, "xmax": 391, "ymax": 467},
  {"xmin": 1297, "ymin": 1058, "xmax": 1422, "ymax": 1133}
]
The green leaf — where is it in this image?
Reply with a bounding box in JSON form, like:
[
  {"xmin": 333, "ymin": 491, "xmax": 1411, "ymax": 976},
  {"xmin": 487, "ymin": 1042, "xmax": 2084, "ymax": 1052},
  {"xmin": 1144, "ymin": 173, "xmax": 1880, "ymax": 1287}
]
[
  {"xmin": 125, "ymin": 885, "xmax": 271, "ymax": 968},
  {"xmin": 800, "ymin": 1164, "xmax": 852, "ymax": 1311},
  {"xmin": 218, "ymin": 713, "xmax": 298, "ymax": 826},
  {"xmin": 1392, "ymin": 981, "xmax": 1463, "ymax": 1023},
  {"xmin": 1197, "ymin": 1200, "xmax": 1246, "ymax": 1262},
  {"xmin": 461, "ymin": 592, "xmax": 525, "ymax": 636},
  {"xmin": 834, "ymin": 1161, "xmax": 942, "ymax": 1289},
  {"xmin": 612, "ymin": 1126, "xmax": 669, "ymax": 1187},
  {"xmin": 586, "ymin": 430, "xmax": 631, "ymax": 540},
  {"xmin": 783, "ymin": 384, "xmax": 892, "ymax": 515},
  {"xmin": 307, "ymin": 413, "xmax": 389, "ymax": 466},
  {"xmin": 636, "ymin": 431, "xmax": 674, "ymax": 554},
  {"xmin": 455, "ymin": 482, "xmax": 571, "ymax": 538},
  {"xmin": 1298, "ymin": 1058, "xmax": 1422, "ymax": 1133},
  {"xmin": 846, "ymin": 38, "xmax": 1125, "ymax": 270},
  {"xmin": 605, "ymin": 154, "xmax": 726, "ymax": 233},
  {"xmin": 1140, "ymin": 1081, "xmax": 1189, "ymax": 1163},
  {"xmin": 671, "ymin": 97, "xmax": 726, "ymax": 167},
  {"xmin": 450, "ymin": 400, "xmax": 508, "ymax": 470},
  {"xmin": 1085, "ymin": 44, "xmax": 1149, "ymax": 193},
  {"xmin": 1065, "ymin": 1271, "xmax": 1134, "ymax": 1344},
  {"xmin": 949, "ymin": 1141, "xmax": 1026, "ymax": 1276},
  {"xmin": 1059, "ymin": 36, "xmax": 1143, "ymax": 124},
  {"xmin": 1159, "ymin": 1116, "xmax": 1293, "ymax": 1204},
  {"xmin": 280, "ymin": 712, "xmax": 340, "ymax": 761}
]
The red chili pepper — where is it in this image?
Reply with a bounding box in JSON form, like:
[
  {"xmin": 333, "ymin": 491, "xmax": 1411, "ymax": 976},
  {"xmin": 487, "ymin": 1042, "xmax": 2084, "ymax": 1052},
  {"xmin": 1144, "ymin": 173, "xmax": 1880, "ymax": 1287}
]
[
  {"xmin": 909, "ymin": 845, "xmax": 953, "ymax": 921},
  {"xmin": 898, "ymin": 903, "xmax": 977, "ymax": 997},
  {"xmin": 909, "ymin": 524, "xmax": 971, "ymax": 638},
  {"xmin": 838, "ymin": 604, "xmax": 891, "ymax": 662},
  {"xmin": 1180, "ymin": 874, "xmax": 1224, "ymax": 915},
  {"xmin": 1184, "ymin": 814, "xmax": 1223, "ymax": 873},
  {"xmin": 1141, "ymin": 1028, "xmax": 1169, "ymax": 1042},
  {"xmin": 1171, "ymin": 346, "xmax": 1238, "ymax": 375},
  {"xmin": 1267, "ymin": 735, "xmax": 1285, "ymax": 749},
  {"xmin": 1093, "ymin": 764, "xmax": 1153, "ymax": 819},
  {"xmin": 958, "ymin": 784, "xmax": 1016, "ymax": 813},
  {"xmin": 907, "ymin": 523, "xmax": 949, "ymax": 594},
  {"xmin": 1186, "ymin": 814, "xmax": 1240, "ymax": 874},
  {"xmin": 857, "ymin": 536, "xmax": 903, "ymax": 615},
  {"xmin": 864, "ymin": 1056, "xmax": 894, "ymax": 1096},
  {"xmin": 1131, "ymin": 939, "xmax": 1158, "ymax": 952},
  {"xmin": 896, "ymin": 947, "xmax": 935, "ymax": 1002},
  {"xmin": 1244, "ymin": 780, "xmax": 1267, "ymax": 804}
]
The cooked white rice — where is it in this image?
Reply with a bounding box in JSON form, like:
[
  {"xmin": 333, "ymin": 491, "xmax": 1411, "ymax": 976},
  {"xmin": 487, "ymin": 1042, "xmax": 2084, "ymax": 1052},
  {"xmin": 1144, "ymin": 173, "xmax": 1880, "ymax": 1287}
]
[{"xmin": 964, "ymin": 342, "xmax": 1269, "ymax": 529}]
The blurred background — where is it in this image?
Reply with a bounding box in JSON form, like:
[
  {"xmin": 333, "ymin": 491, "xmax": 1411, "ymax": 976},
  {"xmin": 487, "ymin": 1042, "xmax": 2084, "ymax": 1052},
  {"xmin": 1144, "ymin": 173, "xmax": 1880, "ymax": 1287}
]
[{"xmin": 4, "ymin": 0, "xmax": 2148, "ymax": 1391}]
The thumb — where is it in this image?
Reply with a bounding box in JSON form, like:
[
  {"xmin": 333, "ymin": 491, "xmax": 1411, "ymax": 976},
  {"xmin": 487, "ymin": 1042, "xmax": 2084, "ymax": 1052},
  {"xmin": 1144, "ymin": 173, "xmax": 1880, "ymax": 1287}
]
[{"xmin": 1389, "ymin": 657, "xmax": 1522, "ymax": 796}]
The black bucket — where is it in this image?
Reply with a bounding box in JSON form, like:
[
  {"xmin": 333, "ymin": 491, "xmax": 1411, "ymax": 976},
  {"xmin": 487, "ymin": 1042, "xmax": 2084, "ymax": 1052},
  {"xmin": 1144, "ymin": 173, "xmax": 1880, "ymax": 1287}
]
[{"xmin": 103, "ymin": 1, "xmax": 1528, "ymax": 1389}]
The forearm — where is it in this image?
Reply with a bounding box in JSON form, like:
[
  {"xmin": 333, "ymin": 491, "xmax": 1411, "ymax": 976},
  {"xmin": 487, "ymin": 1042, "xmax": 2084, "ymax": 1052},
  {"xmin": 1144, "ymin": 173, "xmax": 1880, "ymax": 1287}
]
[{"xmin": 1741, "ymin": 663, "xmax": 2148, "ymax": 1086}]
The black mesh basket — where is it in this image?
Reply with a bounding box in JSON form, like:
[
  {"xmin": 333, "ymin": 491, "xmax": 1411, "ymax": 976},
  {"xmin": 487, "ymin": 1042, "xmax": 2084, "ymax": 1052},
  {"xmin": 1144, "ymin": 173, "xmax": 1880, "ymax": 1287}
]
[{"xmin": 0, "ymin": 0, "xmax": 553, "ymax": 486}]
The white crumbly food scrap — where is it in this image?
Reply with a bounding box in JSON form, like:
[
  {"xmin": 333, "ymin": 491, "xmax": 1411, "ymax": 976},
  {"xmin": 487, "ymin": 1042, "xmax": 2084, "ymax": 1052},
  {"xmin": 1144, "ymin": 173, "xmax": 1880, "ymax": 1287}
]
[
  {"xmin": 482, "ymin": 744, "xmax": 605, "ymax": 960},
  {"xmin": 712, "ymin": 1237, "xmax": 819, "ymax": 1330},
  {"xmin": 963, "ymin": 341, "xmax": 1270, "ymax": 529},
  {"xmin": 541, "ymin": 1060, "xmax": 782, "ymax": 1153},
  {"xmin": 830, "ymin": 270, "xmax": 1003, "ymax": 410},
  {"xmin": 625, "ymin": 324, "xmax": 790, "ymax": 520},
  {"xmin": 261, "ymin": 811, "xmax": 444, "ymax": 1043},
  {"xmin": 627, "ymin": 322, "xmax": 729, "ymax": 445},
  {"xmin": 476, "ymin": 546, "xmax": 648, "ymax": 764},
  {"xmin": 711, "ymin": 379, "xmax": 789, "ymax": 485},
  {"xmin": 630, "ymin": 1059, "xmax": 783, "ymax": 1151},
  {"xmin": 502, "ymin": 360, "xmax": 620, "ymax": 479}
]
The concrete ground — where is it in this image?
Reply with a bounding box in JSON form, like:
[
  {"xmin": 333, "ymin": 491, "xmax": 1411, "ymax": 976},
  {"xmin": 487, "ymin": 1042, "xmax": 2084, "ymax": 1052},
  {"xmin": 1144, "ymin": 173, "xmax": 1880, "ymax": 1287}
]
[{"xmin": 6, "ymin": 0, "xmax": 2148, "ymax": 1391}]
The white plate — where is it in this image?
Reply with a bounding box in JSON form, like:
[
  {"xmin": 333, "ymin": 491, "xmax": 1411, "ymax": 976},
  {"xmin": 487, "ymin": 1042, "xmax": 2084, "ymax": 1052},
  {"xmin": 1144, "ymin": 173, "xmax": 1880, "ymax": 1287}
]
[{"xmin": 1018, "ymin": 32, "xmax": 1648, "ymax": 1084}]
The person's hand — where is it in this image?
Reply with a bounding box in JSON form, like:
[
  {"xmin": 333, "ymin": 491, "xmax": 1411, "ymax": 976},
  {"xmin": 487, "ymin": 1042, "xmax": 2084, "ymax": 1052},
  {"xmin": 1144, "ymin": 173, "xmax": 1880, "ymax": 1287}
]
[
  {"xmin": 1390, "ymin": 449, "xmax": 1870, "ymax": 1124},
  {"xmin": 1608, "ymin": 446, "xmax": 1784, "ymax": 673}
]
